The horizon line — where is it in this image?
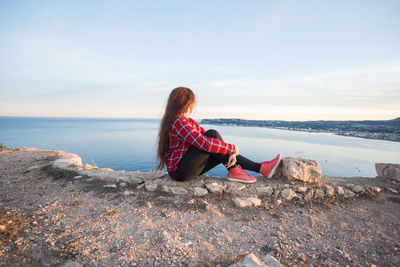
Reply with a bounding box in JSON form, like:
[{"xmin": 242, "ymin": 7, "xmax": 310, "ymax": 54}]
[{"xmin": 1, "ymin": 115, "xmax": 398, "ymax": 122}]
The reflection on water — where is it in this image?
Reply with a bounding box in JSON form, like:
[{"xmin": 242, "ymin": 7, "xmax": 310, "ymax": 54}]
[{"xmin": 1, "ymin": 117, "xmax": 399, "ymax": 178}]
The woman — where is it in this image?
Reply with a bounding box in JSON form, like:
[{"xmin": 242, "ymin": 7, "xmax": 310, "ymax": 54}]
[{"xmin": 157, "ymin": 87, "xmax": 282, "ymax": 183}]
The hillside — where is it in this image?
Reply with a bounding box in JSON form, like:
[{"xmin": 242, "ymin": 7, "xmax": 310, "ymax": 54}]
[{"xmin": 201, "ymin": 118, "xmax": 400, "ymax": 142}]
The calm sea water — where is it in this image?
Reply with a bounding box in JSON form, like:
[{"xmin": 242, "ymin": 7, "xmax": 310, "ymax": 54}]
[{"xmin": 1, "ymin": 117, "xmax": 399, "ymax": 178}]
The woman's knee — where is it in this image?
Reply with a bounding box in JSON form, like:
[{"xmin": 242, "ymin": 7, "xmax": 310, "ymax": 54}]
[{"xmin": 204, "ymin": 129, "xmax": 222, "ymax": 140}]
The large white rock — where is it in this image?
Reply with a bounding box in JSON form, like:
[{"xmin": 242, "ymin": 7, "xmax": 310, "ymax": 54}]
[
  {"xmin": 281, "ymin": 157, "xmax": 322, "ymax": 183},
  {"xmin": 52, "ymin": 155, "xmax": 82, "ymax": 171},
  {"xmin": 375, "ymin": 163, "xmax": 400, "ymax": 182},
  {"xmin": 232, "ymin": 197, "xmax": 261, "ymax": 208}
]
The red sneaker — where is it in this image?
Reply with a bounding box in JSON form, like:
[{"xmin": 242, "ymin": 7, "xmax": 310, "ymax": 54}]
[
  {"xmin": 227, "ymin": 165, "xmax": 257, "ymax": 183},
  {"xmin": 260, "ymin": 154, "xmax": 282, "ymax": 179}
]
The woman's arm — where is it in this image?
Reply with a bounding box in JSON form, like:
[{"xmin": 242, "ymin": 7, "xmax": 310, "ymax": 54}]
[
  {"xmin": 174, "ymin": 118, "xmax": 236, "ymax": 154},
  {"xmin": 189, "ymin": 117, "xmax": 206, "ymax": 133}
]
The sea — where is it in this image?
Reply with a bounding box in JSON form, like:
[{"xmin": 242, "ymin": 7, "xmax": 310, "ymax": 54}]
[{"xmin": 1, "ymin": 116, "xmax": 399, "ymax": 178}]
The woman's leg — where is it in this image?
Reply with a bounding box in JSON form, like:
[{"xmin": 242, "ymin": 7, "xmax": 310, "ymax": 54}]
[
  {"xmin": 169, "ymin": 129, "xmax": 262, "ymax": 181},
  {"xmin": 236, "ymin": 155, "xmax": 261, "ymax": 173},
  {"xmin": 169, "ymin": 129, "xmax": 230, "ymax": 181},
  {"xmin": 199, "ymin": 130, "xmax": 262, "ymax": 173}
]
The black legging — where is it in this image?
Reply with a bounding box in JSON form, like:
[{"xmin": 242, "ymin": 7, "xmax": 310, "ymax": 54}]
[{"xmin": 168, "ymin": 129, "xmax": 261, "ymax": 182}]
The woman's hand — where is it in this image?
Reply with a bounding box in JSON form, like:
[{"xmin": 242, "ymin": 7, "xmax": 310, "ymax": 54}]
[
  {"xmin": 234, "ymin": 145, "xmax": 239, "ymax": 156},
  {"xmin": 225, "ymin": 153, "xmax": 237, "ymax": 169}
]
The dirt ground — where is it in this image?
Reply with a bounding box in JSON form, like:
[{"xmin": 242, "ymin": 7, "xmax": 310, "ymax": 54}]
[{"xmin": 1, "ymin": 148, "xmax": 399, "ymax": 267}]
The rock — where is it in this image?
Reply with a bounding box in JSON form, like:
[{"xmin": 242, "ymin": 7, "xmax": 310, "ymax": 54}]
[
  {"xmin": 314, "ymin": 189, "xmax": 325, "ymax": 199},
  {"xmin": 232, "ymin": 197, "xmax": 261, "ymax": 208},
  {"xmin": 103, "ymin": 184, "xmax": 117, "ymax": 188},
  {"xmin": 161, "ymin": 185, "xmax": 170, "ymax": 193},
  {"xmin": 123, "ymin": 190, "xmax": 134, "ymax": 196},
  {"xmin": 296, "ymin": 187, "xmax": 308, "ymax": 194},
  {"xmin": 52, "ymin": 155, "xmax": 82, "ymax": 171},
  {"xmin": 73, "ymin": 175, "xmax": 83, "ymax": 180},
  {"xmin": 27, "ymin": 165, "xmax": 40, "ymax": 171},
  {"xmin": 387, "ymin": 187, "xmax": 399, "ymax": 194},
  {"xmin": 145, "ymin": 182, "xmax": 158, "ymax": 192},
  {"xmin": 256, "ymin": 186, "xmax": 274, "ymax": 196},
  {"xmin": 169, "ymin": 187, "xmax": 188, "ymax": 195},
  {"xmin": 297, "ymin": 252, "xmax": 307, "ymax": 263},
  {"xmin": 336, "ymin": 186, "xmax": 345, "ymax": 195},
  {"xmin": 281, "ymin": 157, "xmax": 322, "ymax": 183},
  {"xmin": 371, "ymin": 187, "xmax": 382, "ymax": 193},
  {"xmin": 229, "ymin": 253, "xmax": 271, "ymax": 267},
  {"xmin": 343, "ymin": 189, "xmax": 355, "ymax": 198},
  {"xmin": 136, "ymin": 184, "xmax": 144, "ymax": 189},
  {"xmin": 263, "ymin": 255, "xmax": 284, "ymax": 267},
  {"xmin": 101, "ymin": 168, "xmax": 114, "ymax": 172},
  {"xmin": 375, "ymin": 163, "xmax": 400, "ymax": 182},
  {"xmin": 118, "ymin": 176, "xmax": 130, "ymax": 182},
  {"xmin": 324, "ymin": 185, "xmax": 335, "ymax": 196},
  {"xmin": 304, "ymin": 189, "xmax": 314, "ymax": 202},
  {"xmin": 0, "ymin": 225, "xmax": 6, "ymax": 231},
  {"xmin": 120, "ymin": 182, "xmax": 127, "ymax": 187},
  {"xmin": 280, "ymin": 188, "xmax": 296, "ymax": 200},
  {"xmin": 225, "ymin": 183, "xmax": 246, "ymax": 194},
  {"xmin": 193, "ymin": 187, "xmax": 208, "ymax": 197},
  {"xmin": 130, "ymin": 177, "xmax": 144, "ymax": 184},
  {"xmin": 205, "ymin": 182, "xmax": 226, "ymax": 193},
  {"xmin": 352, "ymin": 185, "xmax": 363, "ymax": 193},
  {"xmin": 83, "ymin": 163, "xmax": 97, "ymax": 170}
]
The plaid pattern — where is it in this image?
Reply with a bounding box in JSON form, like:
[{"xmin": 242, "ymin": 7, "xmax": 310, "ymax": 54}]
[{"xmin": 166, "ymin": 116, "xmax": 236, "ymax": 172}]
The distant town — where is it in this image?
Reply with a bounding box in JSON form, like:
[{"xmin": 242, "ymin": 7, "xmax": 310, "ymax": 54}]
[{"xmin": 201, "ymin": 117, "xmax": 400, "ymax": 142}]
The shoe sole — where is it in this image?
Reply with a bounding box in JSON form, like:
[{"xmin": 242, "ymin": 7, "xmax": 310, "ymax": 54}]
[
  {"xmin": 267, "ymin": 154, "xmax": 283, "ymax": 179},
  {"xmin": 227, "ymin": 177, "xmax": 257, "ymax": 183}
]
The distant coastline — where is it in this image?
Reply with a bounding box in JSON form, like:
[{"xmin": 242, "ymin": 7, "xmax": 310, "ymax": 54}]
[{"xmin": 201, "ymin": 117, "xmax": 400, "ymax": 142}]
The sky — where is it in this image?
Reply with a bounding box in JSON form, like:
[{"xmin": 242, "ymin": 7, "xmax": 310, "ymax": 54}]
[{"xmin": 0, "ymin": 0, "xmax": 399, "ymax": 121}]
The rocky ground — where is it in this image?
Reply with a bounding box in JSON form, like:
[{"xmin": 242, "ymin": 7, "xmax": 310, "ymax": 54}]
[{"xmin": 1, "ymin": 148, "xmax": 399, "ymax": 266}]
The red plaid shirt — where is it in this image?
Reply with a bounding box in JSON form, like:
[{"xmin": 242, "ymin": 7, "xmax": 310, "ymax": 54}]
[{"xmin": 166, "ymin": 116, "xmax": 236, "ymax": 173}]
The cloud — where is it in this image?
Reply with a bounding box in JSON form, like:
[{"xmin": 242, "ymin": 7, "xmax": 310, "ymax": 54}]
[
  {"xmin": 1, "ymin": 29, "xmax": 399, "ymax": 120},
  {"xmin": 192, "ymin": 61, "xmax": 400, "ymax": 120}
]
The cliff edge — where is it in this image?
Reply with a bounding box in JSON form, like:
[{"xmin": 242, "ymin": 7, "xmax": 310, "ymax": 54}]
[{"xmin": 1, "ymin": 148, "xmax": 399, "ymax": 266}]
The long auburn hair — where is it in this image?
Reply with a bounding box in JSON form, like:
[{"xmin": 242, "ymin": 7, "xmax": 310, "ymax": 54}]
[{"xmin": 157, "ymin": 87, "xmax": 196, "ymax": 170}]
